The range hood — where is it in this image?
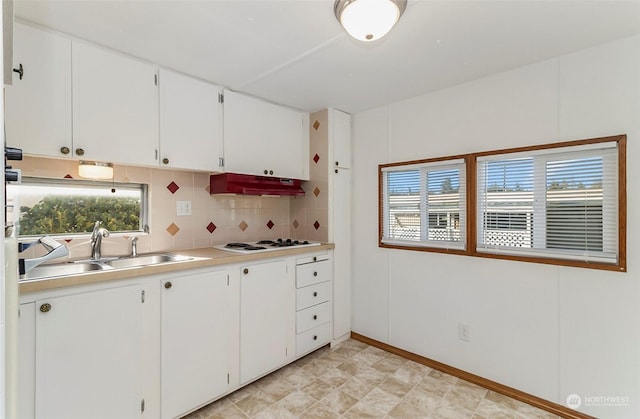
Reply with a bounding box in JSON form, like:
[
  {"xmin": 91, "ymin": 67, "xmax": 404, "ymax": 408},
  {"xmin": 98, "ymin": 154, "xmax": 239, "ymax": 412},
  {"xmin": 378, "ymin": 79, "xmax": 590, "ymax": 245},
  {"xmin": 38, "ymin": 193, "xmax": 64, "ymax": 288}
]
[{"xmin": 209, "ymin": 173, "xmax": 305, "ymax": 196}]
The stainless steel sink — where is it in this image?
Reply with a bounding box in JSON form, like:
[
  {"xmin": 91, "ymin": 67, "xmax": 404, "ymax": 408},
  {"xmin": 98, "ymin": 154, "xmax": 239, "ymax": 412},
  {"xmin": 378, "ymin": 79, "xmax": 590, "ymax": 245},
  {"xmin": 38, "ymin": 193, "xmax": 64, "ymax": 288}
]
[
  {"xmin": 21, "ymin": 261, "xmax": 111, "ymax": 280},
  {"xmin": 19, "ymin": 253, "xmax": 198, "ymax": 281},
  {"xmin": 105, "ymin": 253, "xmax": 192, "ymax": 269}
]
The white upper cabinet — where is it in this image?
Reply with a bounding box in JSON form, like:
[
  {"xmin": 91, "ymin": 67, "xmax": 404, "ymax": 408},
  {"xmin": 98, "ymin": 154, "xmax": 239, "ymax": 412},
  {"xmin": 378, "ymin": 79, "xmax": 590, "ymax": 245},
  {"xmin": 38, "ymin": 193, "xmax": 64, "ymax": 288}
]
[
  {"xmin": 72, "ymin": 41, "xmax": 159, "ymax": 166},
  {"xmin": 159, "ymin": 69, "xmax": 223, "ymax": 172},
  {"xmin": 223, "ymin": 90, "xmax": 309, "ymax": 180},
  {"xmin": 5, "ymin": 23, "xmax": 72, "ymax": 158},
  {"xmin": 330, "ymin": 109, "xmax": 351, "ymax": 169}
]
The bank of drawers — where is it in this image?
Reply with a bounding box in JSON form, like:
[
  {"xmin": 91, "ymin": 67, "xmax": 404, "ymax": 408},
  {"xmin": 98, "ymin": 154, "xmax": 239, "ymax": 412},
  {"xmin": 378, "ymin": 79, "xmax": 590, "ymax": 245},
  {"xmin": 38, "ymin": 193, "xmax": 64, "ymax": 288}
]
[{"xmin": 295, "ymin": 255, "xmax": 331, "ymax": 357}]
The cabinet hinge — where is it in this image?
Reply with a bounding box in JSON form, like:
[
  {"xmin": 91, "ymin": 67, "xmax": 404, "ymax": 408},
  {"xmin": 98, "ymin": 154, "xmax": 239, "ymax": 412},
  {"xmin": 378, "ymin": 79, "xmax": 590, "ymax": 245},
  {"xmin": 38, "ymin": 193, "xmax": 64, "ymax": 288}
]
[
  {"xmin": 227, "ymin": 274, "xmax": 229, "ymax": 286},
  {"xmin": 141, "ymin": 398, "xmax": 145, "ymax": 413},
  {"xmin": 285, "ymin": 347, "xmax": 288, "ymax": 357},
  {"xmin": 154, "ymin": 74, "xmax": 158, "ymax": 86},
  {"xmin": 219, "ymin": 157, "xmax": 224, "ymax": 167},
  {"xmin": 141, "ymin": 290, "xmax": 145, "ymax": 303},
  {"xmin": 227, "ymin": 373, "xmax": 230, "ymax": 384},
  {"xmin": 218, "ymin": 93, "xmax": 224, "ymax": 103}
]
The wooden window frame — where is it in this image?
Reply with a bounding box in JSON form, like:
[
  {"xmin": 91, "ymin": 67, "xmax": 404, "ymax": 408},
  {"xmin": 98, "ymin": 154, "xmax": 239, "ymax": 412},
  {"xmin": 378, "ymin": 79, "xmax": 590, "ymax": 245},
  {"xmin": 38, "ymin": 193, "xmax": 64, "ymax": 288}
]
[{"xmin": 378, "ymin": 134, "xmax": 627, "ymax": 272}]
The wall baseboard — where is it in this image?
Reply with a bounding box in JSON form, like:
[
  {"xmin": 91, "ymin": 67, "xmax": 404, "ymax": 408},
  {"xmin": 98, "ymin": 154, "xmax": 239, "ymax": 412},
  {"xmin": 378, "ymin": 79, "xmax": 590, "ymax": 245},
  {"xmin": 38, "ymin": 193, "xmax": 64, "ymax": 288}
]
[{"xmin": 350, "ymin": 332, "xmax": 594, "ymax": 419}]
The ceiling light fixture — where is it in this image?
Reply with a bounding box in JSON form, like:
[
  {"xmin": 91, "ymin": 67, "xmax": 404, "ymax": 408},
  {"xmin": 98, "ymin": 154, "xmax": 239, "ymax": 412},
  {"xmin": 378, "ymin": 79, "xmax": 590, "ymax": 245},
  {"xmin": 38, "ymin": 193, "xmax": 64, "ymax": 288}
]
[
  {"xmin": 334, "ymin": 0, "xmax": 407, "ymax": 42},
  {"xmin": 78, "ymin": 161, "xmax": 114, "ymax": 180}
]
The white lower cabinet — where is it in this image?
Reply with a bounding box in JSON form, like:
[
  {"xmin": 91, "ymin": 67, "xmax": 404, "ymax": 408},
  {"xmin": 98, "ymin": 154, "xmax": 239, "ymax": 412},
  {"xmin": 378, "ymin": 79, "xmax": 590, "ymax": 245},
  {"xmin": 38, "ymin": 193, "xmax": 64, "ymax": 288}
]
[
  {"xmin": 18, "ymin": 252, "xmax": 332, "ymax": 418},
  {"xmin": 295, "ymin": 253, "xmax": 332, "ymax": 357},
  {"xmin": 33, "ymin": 284, "xmax": 154, "ymax": 419},
  {"xmin": 240, "ymin": 259, "xmax": 295, "ymax": 384},
  {"xmin": 161, "ymin": 268, "xmax": 238, "ymax": 419}
]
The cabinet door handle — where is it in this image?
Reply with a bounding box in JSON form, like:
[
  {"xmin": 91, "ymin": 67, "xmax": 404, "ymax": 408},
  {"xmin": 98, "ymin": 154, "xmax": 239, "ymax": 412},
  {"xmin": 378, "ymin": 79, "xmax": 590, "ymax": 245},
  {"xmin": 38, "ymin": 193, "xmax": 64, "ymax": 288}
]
[
  {"xmin": 243, "ymin": 268, "xmax": 249, "ymax": 275},
  {"xmin": 269, "ymin": 170, "xmax": 274, "ymax": 175},
  {"xmin": 313, "ymin": 256, "xmax": 317, "ymax": 262},
  {"xmin": 264, "ymin": 170, "xmax": 268, "ymax": 175},
  {"xmin": 164, "ymin": 281, "xmax": 172, "ymax": 289},
  {"xmin": 60, "ymin": 146, "xmax": 70, "ymax": 155},
  {"xmin": 162, "ymin": 158, "xmax": 169, "ymax": 165},
  {"xmin": 75, "ymin": 148, "xmax": 85, "ymax": 156},
  {"xmin": 313, "ymin": 291, "xmax": 318, "ymax": 297},
  {"xmin": 335, "ymin": 169, "xmax": 339, "ymax": 174},
  {"xmin": 335, "ymin": 161, "xmax": 339, "ymax": 166},
  {"xmin": 313, "ymin": 335, "xmax": 318, "ymax": 341},
  {"xmin": 313, "ymin": 271, "xmax": 318, "ymax": 277},
  {"xmin": 13, "ymin": 63, "xmax": 23, "ymax": 80},
  {"xmin": 39, "ymin": 303, "xmax": 51, "ymax": 313},
  {"xmin": 313, "ymin": 315, "xmax": 318, "ymax": 320}
]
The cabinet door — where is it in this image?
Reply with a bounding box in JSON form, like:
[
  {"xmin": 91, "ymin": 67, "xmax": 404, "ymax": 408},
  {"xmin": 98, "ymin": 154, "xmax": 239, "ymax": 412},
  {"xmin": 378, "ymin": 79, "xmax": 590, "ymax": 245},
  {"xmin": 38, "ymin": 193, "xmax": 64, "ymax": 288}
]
[
  {"xmin": 331, "ymin": 109, "xmax": 351, "ymax": 169},
  {"xmin": 35, "ymin": 285, "xmax": 146, "ymax": 419},
  {"xmin": 159, "ymin": 69, "xmax": 223, "ymax": 172},
  {"xmin": 223, "ymin": 90, "xmax": 268, "ymax": 176},
  {"xmin": 161, "ymin": 270, "xmax": 231, "ymax": 419},
  {"xmin": 332, "ymin": 168, "xmax": 351, "ymax": 340},
  {"xmin": 5, "ymin": 23, "xmax": 72, "ymax": 158},
  {"xmin": 240, "ymin": 259, "xmax": 293, "ymax": 384},
  {"xmin": 267, "ymin": 104, "xmax": 309, "ymax": 180},
  {"xmin": 72, "ymin": 42, "xmax": 158, "ymax": 166},
  {"xmin": 223, "ymin": 90, "xmax": 309, "ymax": 179}
]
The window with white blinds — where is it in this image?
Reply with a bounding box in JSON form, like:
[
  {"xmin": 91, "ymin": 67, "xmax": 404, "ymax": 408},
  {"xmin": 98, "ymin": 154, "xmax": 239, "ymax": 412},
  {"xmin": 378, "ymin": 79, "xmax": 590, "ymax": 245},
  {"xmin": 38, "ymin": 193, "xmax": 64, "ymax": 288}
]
[
  {"xmin": 476, "ymin": 141, "xmax": 619, "ymax": 264},
  {"xmin": 381, "ymin": 159, "xmax": 466, "ymax": 250}
]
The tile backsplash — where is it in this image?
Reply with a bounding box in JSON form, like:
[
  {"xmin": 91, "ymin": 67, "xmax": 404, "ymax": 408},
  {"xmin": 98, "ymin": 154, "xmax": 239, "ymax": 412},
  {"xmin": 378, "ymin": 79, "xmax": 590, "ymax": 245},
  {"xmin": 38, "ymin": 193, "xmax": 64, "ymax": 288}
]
[{"xmin": 14, "ymin": 156, "xmax": 296, "ymax": 260}]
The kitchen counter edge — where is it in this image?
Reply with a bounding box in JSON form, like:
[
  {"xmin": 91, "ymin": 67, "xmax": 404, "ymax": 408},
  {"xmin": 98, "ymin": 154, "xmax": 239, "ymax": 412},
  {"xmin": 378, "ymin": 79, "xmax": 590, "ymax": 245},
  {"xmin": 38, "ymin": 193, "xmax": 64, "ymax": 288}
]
[{"xmin": 19, "ymin": 243, "xmax": 335, "ymax": 294}]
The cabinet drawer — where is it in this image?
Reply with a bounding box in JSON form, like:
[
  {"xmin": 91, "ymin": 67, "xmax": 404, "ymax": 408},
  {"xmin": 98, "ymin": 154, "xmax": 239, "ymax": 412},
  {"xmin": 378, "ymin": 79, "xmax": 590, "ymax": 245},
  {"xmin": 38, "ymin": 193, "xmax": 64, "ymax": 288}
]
[
  {"xmin": 296, "ymin": 260, "xmax": 330, "ymax": 288},
  {"xmin": 296, "ymin": 252, "xmax": 329, "ymax": 266},
  {"xmin": 296, "ymin": 323, "xmax": 331, "ymax": 357},
  {"xmin": 296, "ymin": 281, "xmax": 330, "ymax": 310},
  {"xmin": 296, "ymin": 302, "xmax": 330, "ymax": 334}
]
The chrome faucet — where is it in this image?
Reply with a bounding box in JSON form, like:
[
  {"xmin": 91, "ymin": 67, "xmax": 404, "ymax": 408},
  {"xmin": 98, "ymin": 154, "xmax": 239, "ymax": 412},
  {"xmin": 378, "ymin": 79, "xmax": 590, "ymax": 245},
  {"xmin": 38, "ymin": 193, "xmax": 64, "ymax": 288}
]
[
  {"xmin": 130, "ymin": 236, "xmax": 138, "ymax": 258},
  {"xmin": 18, "ymin": 236, "xmax": 69, "ymax": 274},
  {"xmin": 90, "ymin": 221, "xmax": 110, "ymax": 260}
]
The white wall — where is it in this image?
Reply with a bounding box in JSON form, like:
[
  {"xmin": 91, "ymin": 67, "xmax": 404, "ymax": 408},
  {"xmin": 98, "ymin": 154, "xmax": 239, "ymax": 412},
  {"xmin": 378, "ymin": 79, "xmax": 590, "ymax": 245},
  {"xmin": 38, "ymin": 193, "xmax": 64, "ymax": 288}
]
[{"xmin": 351, "ymin": 35, "xmax": 640, "ymax": 418}]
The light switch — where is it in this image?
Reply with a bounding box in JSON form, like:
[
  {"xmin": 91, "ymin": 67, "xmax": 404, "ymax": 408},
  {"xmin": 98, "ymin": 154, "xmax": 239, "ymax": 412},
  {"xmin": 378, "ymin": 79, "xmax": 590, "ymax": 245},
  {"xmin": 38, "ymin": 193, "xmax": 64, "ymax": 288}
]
[{"xmin": 176, "ymin": 200, "xmax": 192, "ymax": 216}]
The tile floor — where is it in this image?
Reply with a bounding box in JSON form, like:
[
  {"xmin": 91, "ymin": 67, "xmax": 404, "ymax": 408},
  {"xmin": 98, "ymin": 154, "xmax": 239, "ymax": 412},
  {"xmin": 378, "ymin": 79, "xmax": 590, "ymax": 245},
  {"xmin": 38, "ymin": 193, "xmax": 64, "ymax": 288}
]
[{"xmin": 184, "ymin": 339, "xmax": 560, "ymax": 419}]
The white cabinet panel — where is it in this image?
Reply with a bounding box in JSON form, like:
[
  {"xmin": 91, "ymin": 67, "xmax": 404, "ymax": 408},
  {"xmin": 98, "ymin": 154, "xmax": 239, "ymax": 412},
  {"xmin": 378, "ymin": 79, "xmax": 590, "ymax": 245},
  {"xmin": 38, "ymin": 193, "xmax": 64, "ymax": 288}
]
[
  {"xmin": 296, "ymin": 281, "xmax": 330, "ymax": 310},
  {"xmin": 331, "ymin": 109, "xmax": 351, "ymax": 169},
  {"xmin": 72, "ymin": 42, "xmax": 158, "ymax": 166},
  {"xmin": 223, "ymin": 90, "xmax": 309, "ymax": 179},
  {"xmin": 5, "ymin": 23, "xmax": 72, "ymax": 158},
  {"xmin": 161, "ymin": 269, "xmax": 232, "ymax": 419},
  {"xmin": 296, "ymin": 302, "xmax": 330, "ymax": 334},
  {"xmin": 159, "ymin": 69, "xmax": 223, "ymax": 172},
  {"xmin": 332, "ymin": 167, "xmax": 351, "ymax": 339},
  {"xmin": 296, "ymin": 323, "xmax": 331, "ymax": 357},
  {"xmin": 240, "ymin": 259, "xmax": 294, "ymax": 384},
  {"xmin": 35, "ymin": 285, "xmax": 147, "ymax": 419}
]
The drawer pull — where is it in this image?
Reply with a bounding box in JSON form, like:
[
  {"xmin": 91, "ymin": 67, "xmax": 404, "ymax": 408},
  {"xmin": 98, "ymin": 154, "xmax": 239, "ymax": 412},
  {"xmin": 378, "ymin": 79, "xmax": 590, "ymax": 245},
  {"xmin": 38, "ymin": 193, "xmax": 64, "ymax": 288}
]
[
  {"xmin": 313, "ymin": 291, "xmax": 318, "ymax": 297},
  {"xmin": 313, "ymin": 271, "xmax": 318, "ymax": 277},
  {"xmin": 313, "ymin": 256, "xmax": 317, "ymax": 262},
  {"xmin": 313, "ymin": 335, "xmax": 318, "ymax": 341},
  {"xmin": 313, "ymin": 315, "xmax": 318, "ymax": 320},
  {"xmin": 243, "ymin": 268, "xmax": 249, "ymax": 275},
  {"xmin": 164, "ymin": 282, "xmax": 172, "ymax": 289},
  {"xmin": 39, "ymin": 303, "xmax": 52, "ymax": 313}
]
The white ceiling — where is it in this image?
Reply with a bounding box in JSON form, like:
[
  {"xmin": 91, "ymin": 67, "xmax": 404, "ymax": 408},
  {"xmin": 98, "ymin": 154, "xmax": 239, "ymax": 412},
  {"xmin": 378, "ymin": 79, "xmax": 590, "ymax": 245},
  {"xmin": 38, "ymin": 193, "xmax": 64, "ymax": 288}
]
[{"xmin": 15, "ymin": 0, "xmax": 640, "ymax": 113}]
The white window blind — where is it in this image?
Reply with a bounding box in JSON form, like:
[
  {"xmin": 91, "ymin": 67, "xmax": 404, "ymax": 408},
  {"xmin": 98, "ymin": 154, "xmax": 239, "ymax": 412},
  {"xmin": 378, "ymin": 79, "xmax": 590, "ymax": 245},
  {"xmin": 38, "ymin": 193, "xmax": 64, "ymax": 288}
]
[
  {"xmin": 382, "ymin": 159, "xmax": 466, "ymax": 250},
  {"xmin": 476, "ymin": 142, "xmax": 618, "ymax": 264}
]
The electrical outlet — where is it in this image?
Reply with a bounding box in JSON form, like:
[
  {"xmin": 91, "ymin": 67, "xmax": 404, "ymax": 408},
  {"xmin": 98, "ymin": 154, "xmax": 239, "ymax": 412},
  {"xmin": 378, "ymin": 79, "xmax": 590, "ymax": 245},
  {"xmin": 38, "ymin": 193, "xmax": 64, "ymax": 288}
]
[
  {"xmin": 458, "ymin": 322, "xmax": 470, "ymax": 342},
  {"xmin": 176, "ymin": 200, "xmax": 192, "ymax": 216}
]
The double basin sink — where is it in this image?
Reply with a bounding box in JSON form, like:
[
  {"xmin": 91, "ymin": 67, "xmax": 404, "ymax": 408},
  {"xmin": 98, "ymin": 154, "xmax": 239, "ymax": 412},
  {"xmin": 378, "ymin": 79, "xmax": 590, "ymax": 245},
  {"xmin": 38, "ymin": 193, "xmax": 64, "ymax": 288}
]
[{"xmin": 21, "ymin": 253, "xmax": 196, "ymax": 281}]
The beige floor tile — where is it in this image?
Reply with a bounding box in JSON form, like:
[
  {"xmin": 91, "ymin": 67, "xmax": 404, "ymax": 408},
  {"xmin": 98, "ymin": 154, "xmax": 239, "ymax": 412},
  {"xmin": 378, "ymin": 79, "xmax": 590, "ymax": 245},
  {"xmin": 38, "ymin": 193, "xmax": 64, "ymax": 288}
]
[
  {"xmin": 183, "ymin": 339, "xmax": 560, "ymax": 419},
  {"xmin": 299, "ymin": 401, "xmax": 341, "ymax": 419},
  {"xmin": 234, "ymin": 390, "xmax": 276, "ymax": 417},
  {"xmin": 277, "ymin": 390, "xmax": 317, "ymax": 416},
  {"xmin": 388, "ymin": 400, "xmax": 431, "ymax": 418},
  {"xmin": 378, "ymin": 376, "xmax": 416, "ymax": 399},
  {"xmin": 320, "ymin": 389, "xmax": 359, "ymax": 414}
]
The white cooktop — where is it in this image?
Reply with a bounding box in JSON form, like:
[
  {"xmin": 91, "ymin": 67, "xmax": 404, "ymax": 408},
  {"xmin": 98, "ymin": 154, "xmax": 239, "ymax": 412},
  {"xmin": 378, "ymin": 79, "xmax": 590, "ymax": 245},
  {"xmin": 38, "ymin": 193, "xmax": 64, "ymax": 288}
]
[{"xmin": 214, "ymin": 240, "xmax": 322, "ymax": 254}]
